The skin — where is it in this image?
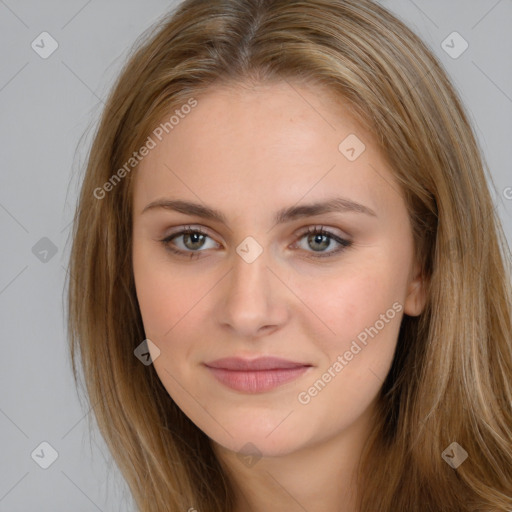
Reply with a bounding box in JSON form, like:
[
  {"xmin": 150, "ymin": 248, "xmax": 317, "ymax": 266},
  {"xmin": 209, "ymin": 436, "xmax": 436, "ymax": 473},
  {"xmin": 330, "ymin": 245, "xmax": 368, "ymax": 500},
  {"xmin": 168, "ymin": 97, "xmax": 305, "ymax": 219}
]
[{"xmin": 131, "ymin": 80, "xmax": 426, "ymax": 512}]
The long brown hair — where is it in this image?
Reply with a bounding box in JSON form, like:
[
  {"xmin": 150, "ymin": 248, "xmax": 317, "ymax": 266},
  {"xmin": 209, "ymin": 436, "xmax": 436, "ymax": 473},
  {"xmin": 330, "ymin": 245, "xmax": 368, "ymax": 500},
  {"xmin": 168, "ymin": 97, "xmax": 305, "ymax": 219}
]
[{"xmin": 66, "ymin": 0, "xmax": 512, "ymax": 510}]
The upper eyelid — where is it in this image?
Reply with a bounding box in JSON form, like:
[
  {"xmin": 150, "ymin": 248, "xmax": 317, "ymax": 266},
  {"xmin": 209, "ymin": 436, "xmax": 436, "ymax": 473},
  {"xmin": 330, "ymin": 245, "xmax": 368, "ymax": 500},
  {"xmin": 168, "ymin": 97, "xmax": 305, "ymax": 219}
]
[
  {"xmin": 163, "ymin": 225, "xmax": 349, "ymax": 249},
  {"xmin": 164, "ymin": 224, "xmax": 347, "ymax": 240}
]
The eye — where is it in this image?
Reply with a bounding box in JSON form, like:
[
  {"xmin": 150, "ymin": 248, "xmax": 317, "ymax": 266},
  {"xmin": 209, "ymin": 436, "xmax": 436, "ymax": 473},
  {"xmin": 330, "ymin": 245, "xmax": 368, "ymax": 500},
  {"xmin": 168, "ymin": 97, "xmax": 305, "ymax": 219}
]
[
  {"xmin": 160, "ymin": 226, "xmax": 218, "ymax": 259},
  {"xmin": 292, "ymin": 226, "xmax": 352, "ymax": 258},
  {"xmin": 160, "ymin": 225, "xmax": 352, "ymax": 260}
]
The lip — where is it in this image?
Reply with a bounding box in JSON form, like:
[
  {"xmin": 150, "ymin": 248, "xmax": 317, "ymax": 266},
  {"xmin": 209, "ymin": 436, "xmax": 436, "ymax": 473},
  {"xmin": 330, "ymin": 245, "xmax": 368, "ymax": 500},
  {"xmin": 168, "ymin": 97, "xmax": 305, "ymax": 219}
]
[
  {"xmin": 204, "ymin": 357, "xmax": 313, "ymax": 393},
  {"xmin": 204, "ymin": 356, "xmax": 311, "ymax": 371}
]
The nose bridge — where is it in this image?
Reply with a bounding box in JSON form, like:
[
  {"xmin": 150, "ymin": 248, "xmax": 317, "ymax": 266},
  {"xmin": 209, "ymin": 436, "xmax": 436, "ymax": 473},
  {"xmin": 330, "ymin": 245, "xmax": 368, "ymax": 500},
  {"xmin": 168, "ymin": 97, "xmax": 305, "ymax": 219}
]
[
  {"xmin": 218, "ymin": 238, "xmax": 285, "ymax": 336},
  {"xmin": 229, "ymin": 242, "xmax": 270, "ymax": 308}
]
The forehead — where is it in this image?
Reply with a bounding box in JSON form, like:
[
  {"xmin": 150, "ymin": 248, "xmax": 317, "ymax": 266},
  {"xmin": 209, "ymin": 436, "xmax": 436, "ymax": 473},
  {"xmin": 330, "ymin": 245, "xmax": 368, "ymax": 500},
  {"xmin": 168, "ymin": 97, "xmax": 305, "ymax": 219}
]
[{"xmin": 132, "ymin": 81, "xmax": 399, "ymax": 218}]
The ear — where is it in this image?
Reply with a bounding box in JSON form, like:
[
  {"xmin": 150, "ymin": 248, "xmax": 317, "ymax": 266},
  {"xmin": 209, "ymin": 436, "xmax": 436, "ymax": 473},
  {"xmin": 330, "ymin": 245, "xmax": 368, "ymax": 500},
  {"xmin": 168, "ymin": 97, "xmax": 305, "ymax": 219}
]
[{"xmin": 403, "ymin": 262, "xmax": 427, "ymax": 316}]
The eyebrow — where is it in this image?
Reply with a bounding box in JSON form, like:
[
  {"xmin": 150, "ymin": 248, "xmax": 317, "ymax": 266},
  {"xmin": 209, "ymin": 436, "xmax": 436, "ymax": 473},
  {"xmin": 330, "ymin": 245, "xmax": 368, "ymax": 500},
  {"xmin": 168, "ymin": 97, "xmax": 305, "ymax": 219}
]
[
  {"xmin": 141, "ymin": 197, "xmax": 377, "ymax": 225},
  {"xmin": 141, "ymin": 196, "xmax": 377, "ymax": 225}
]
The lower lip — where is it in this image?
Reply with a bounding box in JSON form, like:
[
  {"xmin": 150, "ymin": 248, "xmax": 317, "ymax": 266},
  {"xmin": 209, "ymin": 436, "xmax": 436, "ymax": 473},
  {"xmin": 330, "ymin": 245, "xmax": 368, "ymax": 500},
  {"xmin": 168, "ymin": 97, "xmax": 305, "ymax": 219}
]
[{"xmin": 205, "ymin": 366, "xmax": 311, "ymax": 393}]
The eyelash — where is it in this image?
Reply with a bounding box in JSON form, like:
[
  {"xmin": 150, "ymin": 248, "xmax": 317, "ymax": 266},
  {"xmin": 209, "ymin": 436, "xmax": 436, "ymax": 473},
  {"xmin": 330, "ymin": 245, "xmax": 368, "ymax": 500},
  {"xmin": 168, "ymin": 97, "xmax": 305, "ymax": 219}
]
[{"xmin": 160, "ymin": 225, "xmax": 353, "ymax": 260}]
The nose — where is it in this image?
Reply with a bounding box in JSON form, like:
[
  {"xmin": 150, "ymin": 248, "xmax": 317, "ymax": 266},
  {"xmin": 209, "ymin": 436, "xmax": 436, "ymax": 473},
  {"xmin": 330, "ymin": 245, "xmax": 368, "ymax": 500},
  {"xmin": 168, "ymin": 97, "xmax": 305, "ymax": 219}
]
[{"xmin": 216, "ymin": 247, "xmax": 289, "ymax": 339}]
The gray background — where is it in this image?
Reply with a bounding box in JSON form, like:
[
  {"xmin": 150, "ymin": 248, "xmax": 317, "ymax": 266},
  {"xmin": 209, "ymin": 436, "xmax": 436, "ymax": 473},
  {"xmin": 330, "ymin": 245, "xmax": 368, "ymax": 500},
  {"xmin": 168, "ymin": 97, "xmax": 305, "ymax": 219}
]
[{"xmin": 0, "ymin": 1, "xmax": 511, "ymax": 510}]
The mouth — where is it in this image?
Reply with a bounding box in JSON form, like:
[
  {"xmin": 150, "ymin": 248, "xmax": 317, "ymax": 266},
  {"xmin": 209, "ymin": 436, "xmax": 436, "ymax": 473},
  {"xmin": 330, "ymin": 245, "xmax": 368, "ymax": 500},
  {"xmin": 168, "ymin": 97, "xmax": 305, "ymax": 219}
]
[{"xmin": 203, "ymin": 357, "xmax": 313, "ymax": 393}]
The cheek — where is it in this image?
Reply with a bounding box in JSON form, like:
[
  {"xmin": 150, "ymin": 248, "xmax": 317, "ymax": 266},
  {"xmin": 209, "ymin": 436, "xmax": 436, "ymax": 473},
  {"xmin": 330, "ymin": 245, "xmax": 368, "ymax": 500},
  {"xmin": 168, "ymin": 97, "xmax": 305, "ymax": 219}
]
[
  {"xmin": 294, "ymin": 260, "xmax": 406, "ymax": 395},
  {"xmin": 292, "ymin": 270, "xmax": 403, "ymax": 429},
  {"xmin": 132, "ymin": 242, "xmax": 196, "ymax": 340},
  {"xmin": 302, "ymin": 265, "xmax": 403, "ymax": 340}
]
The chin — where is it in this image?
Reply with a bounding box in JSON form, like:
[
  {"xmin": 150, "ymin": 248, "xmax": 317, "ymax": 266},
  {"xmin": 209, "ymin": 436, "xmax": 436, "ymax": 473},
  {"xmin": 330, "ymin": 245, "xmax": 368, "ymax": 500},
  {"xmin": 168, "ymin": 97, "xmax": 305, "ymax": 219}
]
[
  {"xmin": 216, "ymin": 435, "xmax": 300, "ymax": 460},
  {"xmin": 207, "ymin": 419, "xmax": 310, "ymax": 459}
]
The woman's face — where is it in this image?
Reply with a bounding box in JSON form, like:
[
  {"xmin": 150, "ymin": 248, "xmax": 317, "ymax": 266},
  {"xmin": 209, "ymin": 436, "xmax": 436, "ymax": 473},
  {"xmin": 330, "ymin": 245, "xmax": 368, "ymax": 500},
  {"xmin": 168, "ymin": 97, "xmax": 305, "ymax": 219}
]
[{"xmin": 131, "ymin": 81, "xmax": 425, "ymax": 458}]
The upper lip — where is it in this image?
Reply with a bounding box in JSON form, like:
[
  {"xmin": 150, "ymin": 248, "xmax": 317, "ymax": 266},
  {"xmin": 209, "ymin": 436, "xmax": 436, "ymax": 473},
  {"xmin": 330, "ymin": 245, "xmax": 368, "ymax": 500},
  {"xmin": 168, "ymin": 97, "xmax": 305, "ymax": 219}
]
[{"xmin": 204, "ymin": 357, "xmax": 312, "ymax": 371}]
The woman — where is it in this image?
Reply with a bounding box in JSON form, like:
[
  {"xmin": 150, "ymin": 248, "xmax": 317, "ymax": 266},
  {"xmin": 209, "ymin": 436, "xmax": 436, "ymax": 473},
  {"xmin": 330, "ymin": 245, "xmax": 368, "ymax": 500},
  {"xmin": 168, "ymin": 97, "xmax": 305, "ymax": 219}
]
[{"xmin": 67, "ymin": 0, "xmax": 512, "ymax": 510}]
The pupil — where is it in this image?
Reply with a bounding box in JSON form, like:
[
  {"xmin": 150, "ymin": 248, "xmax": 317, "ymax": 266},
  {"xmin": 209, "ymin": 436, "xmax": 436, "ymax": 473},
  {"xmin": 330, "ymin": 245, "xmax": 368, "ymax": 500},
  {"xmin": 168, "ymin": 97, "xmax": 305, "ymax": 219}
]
[
  {"xmin": 186, "ymin": 233, "xmax": 204, "ymax": 249},
  {"xmin": 310, "ymin": 233, "xmax": 328, "ymax": 251}
]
